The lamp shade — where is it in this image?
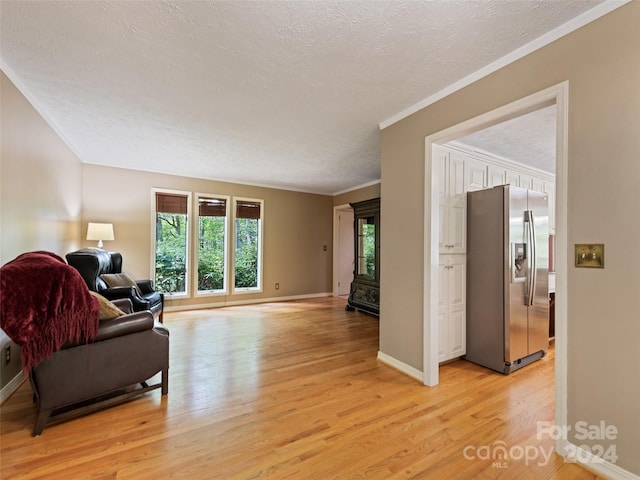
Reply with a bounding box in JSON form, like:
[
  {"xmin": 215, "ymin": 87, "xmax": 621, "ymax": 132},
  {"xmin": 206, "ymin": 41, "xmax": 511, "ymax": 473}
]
[{"xmin": 86, "ymin": 222, "xmax": 114, "ymax": 248}]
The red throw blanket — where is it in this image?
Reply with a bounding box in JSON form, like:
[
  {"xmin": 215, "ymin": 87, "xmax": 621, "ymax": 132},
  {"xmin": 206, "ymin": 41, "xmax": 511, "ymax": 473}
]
[{"xmin": 0, "ymin": 251, "xmax": 100, "ymax": 371}]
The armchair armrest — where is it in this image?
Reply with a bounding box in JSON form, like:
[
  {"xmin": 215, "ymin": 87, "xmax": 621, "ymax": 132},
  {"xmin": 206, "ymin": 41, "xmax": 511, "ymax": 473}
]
[
  {"xmin": 61, "ymin": 309, "xmax": 154, "ymax": 349},
  {"xmin": 94, "ymin": 311, "xmax": 155, "ymax": 343},
  {"xmin": 135, "ymin": 279, "xmax": 156, "ymax": 295},
  {"xmin": 101, "ymin": 286, "xmax": 151, "ymax": 311},
  {"xmin": 111, "ymin": 298, "xmax": 133, "ymax": 314},
  {"xmin": 101, "ymin": 285, "xmax": 137, "ymax": 297}
]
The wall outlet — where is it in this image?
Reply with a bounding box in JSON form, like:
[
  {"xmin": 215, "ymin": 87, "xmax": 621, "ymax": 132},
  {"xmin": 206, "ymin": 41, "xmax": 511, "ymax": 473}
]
[
  {"xmin": 4, "ymin": 346, "xmax": 10, "ymax": 366},
  {"xmin": 275, "ymin": 283, "xmax": 280, "ymax": 290}
]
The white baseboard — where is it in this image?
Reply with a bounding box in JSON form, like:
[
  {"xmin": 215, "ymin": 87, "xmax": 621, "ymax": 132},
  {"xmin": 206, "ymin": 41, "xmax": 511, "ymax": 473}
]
[
  {"xmin": 164, "ymin": 292, "xmax": 333, "ymax": 313},
  {"xmin": 377, "ymin": 351, "xmax": 424, "ymax": 382},
  {"xmin": 563, "ymin": 441, "xmax": 640, "ymax": 480},
  {"xmin": 1, "ymin": 372, "xmax": 26, "ymax": 404}
]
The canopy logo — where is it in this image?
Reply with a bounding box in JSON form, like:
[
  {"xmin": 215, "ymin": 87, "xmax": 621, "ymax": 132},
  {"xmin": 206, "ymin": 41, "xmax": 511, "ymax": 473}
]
[
  {"xmin": 462, "ymin": 421, "xmax": 619, "ymax": 468},
  {"xmin": 463, "ymin": 441, "xmax": 554, "ymax": 468}
]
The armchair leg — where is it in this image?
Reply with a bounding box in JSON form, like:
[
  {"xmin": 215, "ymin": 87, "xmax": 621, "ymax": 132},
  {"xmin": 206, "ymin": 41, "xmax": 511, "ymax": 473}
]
[
  {"xmin": 33, "ymin": 409, "xmax": 51, "ymax": 436},
  {"xmin": 161, "ymin": 368, "xmax": 168, "ymax": 395}
]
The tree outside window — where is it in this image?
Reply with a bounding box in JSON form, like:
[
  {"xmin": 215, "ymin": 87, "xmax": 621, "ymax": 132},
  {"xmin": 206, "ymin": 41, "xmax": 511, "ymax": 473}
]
[
  {"xmin": 198, "ymin": 196, "xmax": 227, "ymax": 293},
  {"xmin": 234, "ymin": 199, "xmax": 262, "ymax": 290},
  {"xmin": 155, "ymin": 191, "xmax": 189, "ymax": 295}
]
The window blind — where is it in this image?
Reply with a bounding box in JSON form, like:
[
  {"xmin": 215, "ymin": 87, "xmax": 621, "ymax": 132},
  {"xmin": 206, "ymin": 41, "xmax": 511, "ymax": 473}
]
[
  {"xmin": 199, "ymin": 197, "xmax": 227, "ymax": 217},
  {"xmin": 236, "ymin": 200, "xmax": 261, "ymax": 219},
  {"xmin": 156, "ymin": 192, "xmax": 188, "ymax": 214}
]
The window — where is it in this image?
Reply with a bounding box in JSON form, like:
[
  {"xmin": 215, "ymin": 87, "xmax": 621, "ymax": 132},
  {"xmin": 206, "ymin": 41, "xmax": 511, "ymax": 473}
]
[
  {"xmin": 154, "ymin": 190, "xmax": 190, "ymax": 296},
  {"xmin": 233, "ymin": 198, "xmax": 263, "ymax": 291},
  {"xmin": 152, "ymin": 191, "xmax": 263, "ymax": 298},
  {"xmin": 197, "ymin": 195, "xmax": 228, "ymax": 294},
  {"xmin": 356, "ymin": 216, "xmax": 376, "ymax": 278}
]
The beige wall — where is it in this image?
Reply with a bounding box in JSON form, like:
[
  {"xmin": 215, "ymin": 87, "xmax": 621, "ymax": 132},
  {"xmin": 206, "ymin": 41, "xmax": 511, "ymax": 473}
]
[
  {"xmin": 333, "ymin": 182, "xmax": 380, "ymax": 207},
  {"xmin": 0, "ymin": 72, "xmax": 83, "ymax": 263},
  {"xmin": 0, "ymin": 71, "xmax": 84, "ymax": 387},
  {"xmin": 82, "ymin": 165, "xmax": 334, "ymax": 309},
  {"xmin": 380, "ymin": 3, "xmax": 640, "ymax": 474}
]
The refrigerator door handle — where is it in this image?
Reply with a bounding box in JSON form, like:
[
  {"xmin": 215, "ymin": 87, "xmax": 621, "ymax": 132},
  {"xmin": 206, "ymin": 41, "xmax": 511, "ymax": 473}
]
[{"xmin": 526, "ymin": 210, "xmax": 537, "ymax": 307}]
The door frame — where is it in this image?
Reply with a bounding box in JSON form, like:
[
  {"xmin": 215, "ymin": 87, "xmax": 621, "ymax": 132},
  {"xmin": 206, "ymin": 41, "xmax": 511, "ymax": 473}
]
[
  {"xmin": 423, "ymin": 82, "xmax": 569, "ymax": 454},
  {"xmin": 333, "ymin": 204, "xmax": 354, "ymax": 297}
]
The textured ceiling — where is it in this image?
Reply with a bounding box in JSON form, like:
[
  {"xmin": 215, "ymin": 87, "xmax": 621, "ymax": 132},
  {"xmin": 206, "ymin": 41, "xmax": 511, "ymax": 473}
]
[
  {"xmin": 454, "ymin": 105, "xmax": 557, "ymax": 174},
  {"xmin": 0, "ymin": 0, "xmax": 609, "ymax": 194}
]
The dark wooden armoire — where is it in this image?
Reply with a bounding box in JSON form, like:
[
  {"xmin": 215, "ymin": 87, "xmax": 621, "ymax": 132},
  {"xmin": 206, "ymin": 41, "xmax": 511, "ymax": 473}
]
[{"xmin": 346, "ymin": 198, "xmax": 380, "ymax": 316}]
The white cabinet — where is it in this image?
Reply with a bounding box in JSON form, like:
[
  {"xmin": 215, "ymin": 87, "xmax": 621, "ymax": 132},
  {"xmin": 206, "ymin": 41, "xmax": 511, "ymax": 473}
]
[
  {"xmin": 488, "ymin": 165, "xmax": 506, "ymax": 187},
  {"xmin": 465, "ymin": 156, "xmax": 487, "ymax": 192},
  {"xmin": 447, "ymin": 144, "xmax": 555, "ymax": 235},
  {"xmin": 532, "ymin": 178, "xmax": 545, "ymax": 193},
  {"xmin": 436, "ymin": 147, "xmax": 466, "ymax": 254},
  {"xmin": 437, "ymin": 149, "xmax": 489, "ymax": 254},
  {"xmin": 438, "ymin": 255, "xmax": 466, "ymax": 362},
  {"xmin": 506, "ymin": 169, "xmax": 519, "ymax": 186},
  {"xmin": 519, "ymin": 173, "xmax": 534, "ymax": 190}
]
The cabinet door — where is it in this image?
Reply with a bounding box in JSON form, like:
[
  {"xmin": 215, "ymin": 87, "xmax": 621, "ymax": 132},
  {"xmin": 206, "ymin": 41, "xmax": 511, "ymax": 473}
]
[
  {"xmin": 448, "ymin": 153, "xmax": 466, "ymax": 253},
  {"xmin": 465, "ymin": 156, "xmax": 487, "ymax": 192},
  {"xmin": 448, "ymin": 202, "xmax": 466, "ymax": 253},
  {"xmin": 434, "ymin": 145, "xmax": 449, "ymax": 206},
  {"xmin": 439, "ymin": 203, "xmax": 449, "ymax": 252},
  {"xmin": 488, "ymin": 165, "xmax": 506, "ymax": 187},
  {"xmin": 519, "ymin": 174, "xmax": 534, "ymax": 190},
  {"xmin": 436, "ymin": 148, "xmax": 450, "ymax": 251},
  {"xmin": 439, "ymin": 150, "xmax": 465, "ymax": 254},
  {"xmin": 532, "ymin": 178, "xmax": 545, "ymax": 193},
  {"xmin": 438, "ymin": 256, "xmax": 466, "ymax": 362},
  {"xmin": 449, "ymin": 151, "xmax": 466, "ymax": 199},
  {"xmin": 506, "ymin": 170, "xmax": 519, "ymax": 186},
  {"xmin": 438, "ymin": 262, "xmax": 449, "ymax": 362},
  {"xmin": 448, "ymin": 258, "xmax": 466, "ymax": 358}
]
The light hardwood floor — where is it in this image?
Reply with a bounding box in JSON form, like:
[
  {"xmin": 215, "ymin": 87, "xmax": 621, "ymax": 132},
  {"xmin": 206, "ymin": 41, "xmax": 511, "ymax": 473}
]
[{"xmin": 1, "ymin": 297, "xmax": 602, "ymax": 479}]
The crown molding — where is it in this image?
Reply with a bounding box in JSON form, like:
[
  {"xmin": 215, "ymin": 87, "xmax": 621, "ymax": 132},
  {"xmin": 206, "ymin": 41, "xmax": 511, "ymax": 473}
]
[{"xmin": 379, "ymin": 0, "xmax": 630, "ymax": 130}]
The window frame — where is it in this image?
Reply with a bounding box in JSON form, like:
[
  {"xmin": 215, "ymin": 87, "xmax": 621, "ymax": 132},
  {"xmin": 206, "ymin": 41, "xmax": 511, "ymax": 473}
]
[
  {"xmin": 232, "ymin": 196, "xmax": 264, "ymax": 294},
  {"xmin": 151, "ymin": 188, "xmax": 192, "ymax": 298},
  {"xmin": 194, "ymin": 193, "xmax": 230, "ymax": 297}
]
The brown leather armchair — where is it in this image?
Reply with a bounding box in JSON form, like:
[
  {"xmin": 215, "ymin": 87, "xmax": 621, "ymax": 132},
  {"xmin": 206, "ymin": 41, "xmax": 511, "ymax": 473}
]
[
  {"xmin": 66, "ymin": 249, "xmax": 164, "ymax": 322},
  {"xmin": 29, "ymin": 298, "xmax": 168, "ymax": 435}
]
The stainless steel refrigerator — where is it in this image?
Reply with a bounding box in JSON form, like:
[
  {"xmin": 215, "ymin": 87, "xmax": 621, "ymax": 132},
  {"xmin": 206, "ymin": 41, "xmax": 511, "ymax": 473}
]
[{"xmin": 465, "ymin": 185, "xmax": 549, "ymax": 374}]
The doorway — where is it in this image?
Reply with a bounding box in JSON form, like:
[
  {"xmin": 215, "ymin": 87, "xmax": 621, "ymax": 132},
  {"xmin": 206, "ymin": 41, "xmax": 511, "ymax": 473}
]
[
  {"xmin": 333, "ymin": 204, "xmax": 354, "ymax": 298},
  {"xmin": 423, "ymin": 83, "xmax": 569, "ymax": 445}
]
